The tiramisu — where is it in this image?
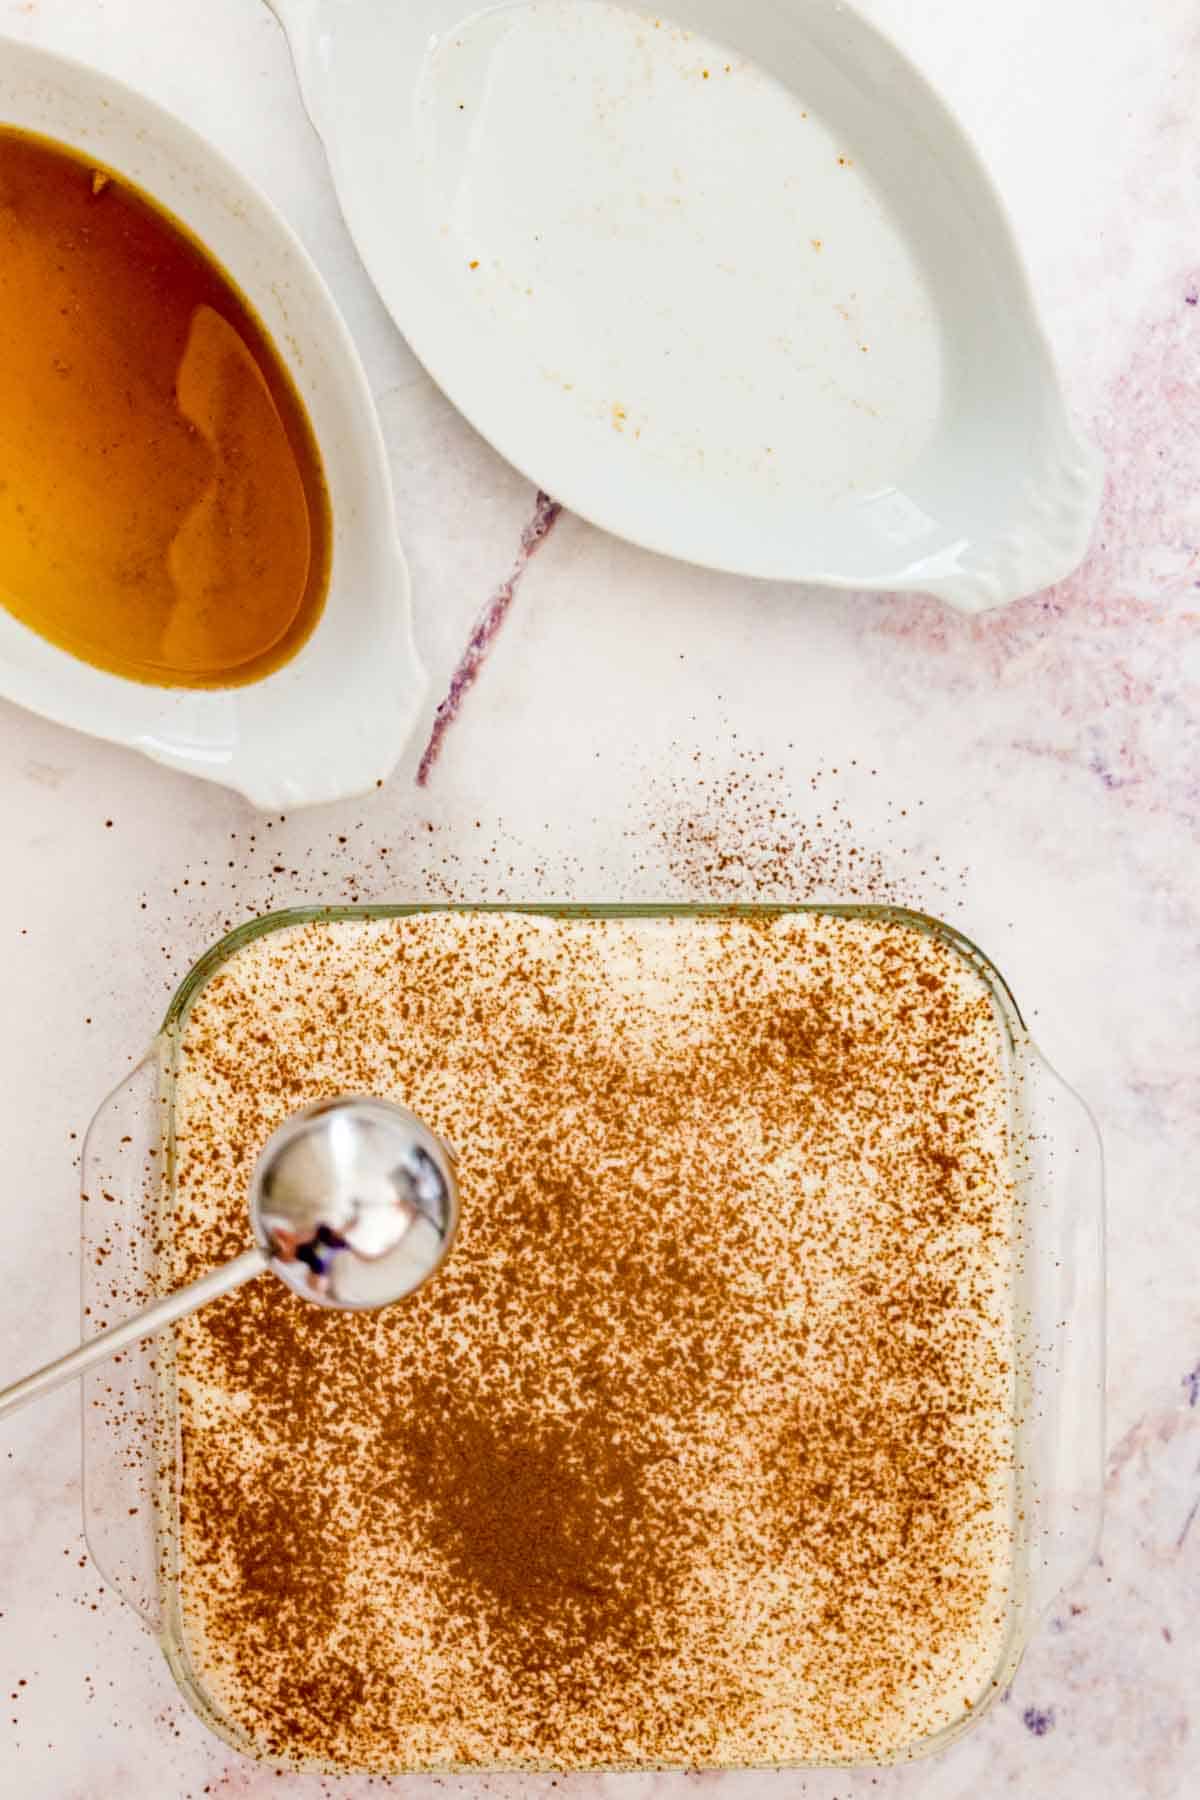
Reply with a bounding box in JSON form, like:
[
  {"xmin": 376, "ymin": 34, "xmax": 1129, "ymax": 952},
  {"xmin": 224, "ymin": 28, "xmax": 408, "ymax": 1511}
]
[{"xmin": 167, "ymin": 909, "xmax": 1019, "ymax": 1769}]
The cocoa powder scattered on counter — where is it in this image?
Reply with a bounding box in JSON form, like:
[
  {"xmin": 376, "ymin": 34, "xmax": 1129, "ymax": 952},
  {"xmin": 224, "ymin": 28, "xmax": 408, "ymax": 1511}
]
[{"xmin": 647, "ymin": 752, "xmax": 955, "ymax": 903}]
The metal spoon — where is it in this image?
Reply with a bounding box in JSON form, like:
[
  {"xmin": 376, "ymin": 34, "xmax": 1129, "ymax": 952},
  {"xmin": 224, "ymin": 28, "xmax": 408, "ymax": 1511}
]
[{"xmin": 0, "ymin": 1096, "xmax": 459, "ymax": 1422}]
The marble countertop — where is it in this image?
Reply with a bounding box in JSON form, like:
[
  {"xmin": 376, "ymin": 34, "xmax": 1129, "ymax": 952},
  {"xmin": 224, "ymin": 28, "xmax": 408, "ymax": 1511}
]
[{"xmin": 0, "ymin": 1, "xmax": 1196, "ymax": 1795}]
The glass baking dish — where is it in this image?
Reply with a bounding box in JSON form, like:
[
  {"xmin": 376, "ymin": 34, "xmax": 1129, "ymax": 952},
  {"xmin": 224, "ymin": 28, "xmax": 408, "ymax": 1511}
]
[{"xmin": 79, "ymin": 903, "xmax": 1104, "ymax": 1773}]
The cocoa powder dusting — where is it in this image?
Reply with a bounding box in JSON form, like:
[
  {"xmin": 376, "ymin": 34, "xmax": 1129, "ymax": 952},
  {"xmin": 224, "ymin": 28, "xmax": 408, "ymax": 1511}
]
[{"xmin": 166, "ymin": 909, "xmax": 1017, "ymax": 1770}]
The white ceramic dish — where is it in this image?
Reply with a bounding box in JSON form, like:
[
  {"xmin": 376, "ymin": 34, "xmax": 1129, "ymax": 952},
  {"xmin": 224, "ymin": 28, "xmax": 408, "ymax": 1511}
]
[
  {"xmin": 270, "ymin": 0, "xmax": 1102, "ymax": 610},
  {"xmin": 0, "ymin": 36, "xmax": 425, "ymax": 809}
]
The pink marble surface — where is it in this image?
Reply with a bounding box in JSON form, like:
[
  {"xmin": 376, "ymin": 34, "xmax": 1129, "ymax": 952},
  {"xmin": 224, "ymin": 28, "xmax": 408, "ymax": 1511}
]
[{"xmin": 0, "ymin": 0, "xmax": 1197, "ymax": 1795}]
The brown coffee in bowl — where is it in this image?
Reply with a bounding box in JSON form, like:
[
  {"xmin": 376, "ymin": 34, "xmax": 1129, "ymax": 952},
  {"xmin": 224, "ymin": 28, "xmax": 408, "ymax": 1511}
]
[{"xmin": 0, "ymin": 128, "xmax": 330, "ymax": 687}]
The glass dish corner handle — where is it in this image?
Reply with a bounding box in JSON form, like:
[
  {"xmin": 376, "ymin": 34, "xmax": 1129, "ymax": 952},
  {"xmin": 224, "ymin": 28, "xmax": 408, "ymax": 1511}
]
[
  {"xmin": 1015, "ymin": 1035, "xmax": 1106, "ymax": 1619},
  {"xmin": 80, "ymin": 1054, "xmax": 170, "ymax": 1634}
]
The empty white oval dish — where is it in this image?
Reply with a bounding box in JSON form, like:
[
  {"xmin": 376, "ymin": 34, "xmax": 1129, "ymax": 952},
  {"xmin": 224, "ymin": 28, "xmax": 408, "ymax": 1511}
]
[
  {"xmin": 0, "ymin": 37, "xmax": 425, "ymax": 809},
  {"xmin": 269, "ymin": 0, "xmax": 1102, "ymax": 610}
]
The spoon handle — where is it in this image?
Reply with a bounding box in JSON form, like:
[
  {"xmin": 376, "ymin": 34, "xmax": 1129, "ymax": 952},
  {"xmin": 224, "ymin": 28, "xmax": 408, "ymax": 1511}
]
[{"xmin": 0, "ymin": 1247, "xmax": 266, "ymax": 1423}]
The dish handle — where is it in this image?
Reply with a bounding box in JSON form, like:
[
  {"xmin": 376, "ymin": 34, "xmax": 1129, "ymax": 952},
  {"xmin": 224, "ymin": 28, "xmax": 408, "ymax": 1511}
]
[
  {"xmin": 80, "ymin": 1053, "xmax": 169, "ymax": 1634},
  {"xmin": 1017, "ymin": 1041, "xmax": 1106, "ymax": 1619},
  {"xmin": 917, "ymin": 416, "xmax": 1104, "ymax": 613}
]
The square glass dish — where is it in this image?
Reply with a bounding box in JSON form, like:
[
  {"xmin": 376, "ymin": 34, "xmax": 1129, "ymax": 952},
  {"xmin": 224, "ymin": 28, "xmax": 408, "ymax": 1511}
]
[{"xmin": 79, "ymin": 904, "xmax": 1104, "ymax": 1772}]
